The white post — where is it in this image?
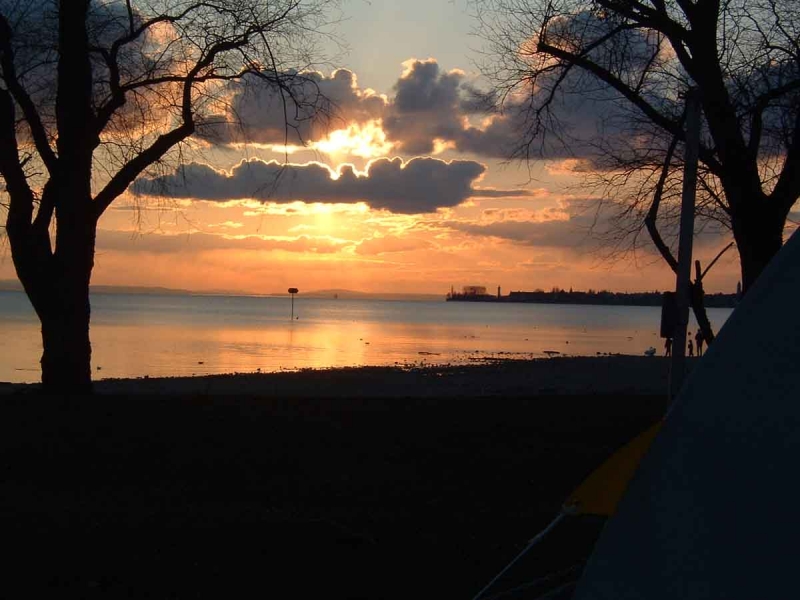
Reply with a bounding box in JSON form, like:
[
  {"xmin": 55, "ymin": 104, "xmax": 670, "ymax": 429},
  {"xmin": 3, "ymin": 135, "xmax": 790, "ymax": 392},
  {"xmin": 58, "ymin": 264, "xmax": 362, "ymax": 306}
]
[{"xmin": 669, "ymin": 88, "xmax": 702, "ymax": 401}]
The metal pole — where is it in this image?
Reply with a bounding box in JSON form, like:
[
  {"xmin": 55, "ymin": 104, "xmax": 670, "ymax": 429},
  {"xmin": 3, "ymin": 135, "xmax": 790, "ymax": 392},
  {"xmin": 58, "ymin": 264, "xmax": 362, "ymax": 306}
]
[
  {"xmin": 669, "ymin": 88, "xmax": 702, "ymax": 401},
  {"xmin": 287, "ymin": 288, "xmax": 298, "ymax": 321}
]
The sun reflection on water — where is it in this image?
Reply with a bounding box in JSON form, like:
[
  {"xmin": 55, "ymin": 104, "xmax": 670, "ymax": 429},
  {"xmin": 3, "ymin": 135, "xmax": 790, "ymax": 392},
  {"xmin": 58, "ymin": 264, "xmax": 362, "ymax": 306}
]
[{"xmin": 0, "ymin": 292, "xmax": 733, "ymax": 383}]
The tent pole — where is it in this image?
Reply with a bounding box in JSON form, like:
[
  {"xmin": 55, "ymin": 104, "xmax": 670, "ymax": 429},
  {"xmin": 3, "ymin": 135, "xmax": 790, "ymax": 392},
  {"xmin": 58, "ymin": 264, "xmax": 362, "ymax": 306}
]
[{"xmin": 471, "ymin": 512, "xmax": 566, "ymax": 600}]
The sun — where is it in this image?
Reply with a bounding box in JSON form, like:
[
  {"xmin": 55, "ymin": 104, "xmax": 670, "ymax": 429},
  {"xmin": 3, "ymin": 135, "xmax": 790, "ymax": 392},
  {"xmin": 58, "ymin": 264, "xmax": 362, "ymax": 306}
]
[{"xmin": 313, "ymin": 120, "xmax": 393, "ymax": 159}]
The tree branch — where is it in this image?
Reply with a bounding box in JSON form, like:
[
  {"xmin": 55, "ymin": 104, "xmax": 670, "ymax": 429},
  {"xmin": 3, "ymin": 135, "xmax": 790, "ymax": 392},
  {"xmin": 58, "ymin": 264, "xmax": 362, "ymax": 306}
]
[
  {"xmin": 697, "ymin": 171, "xmax": 730, "ymax": 215},
  {"xmin": 771, "ymin": 102, "xmax": 800, "ymax": 212},
  {"xmin": 93, "ymin": 122, "xmax": 194, "ymax": 219},
  {"xmin": 595, "ymin": 0, "xmax": 694, "ymax": 70},
  {"xmin": 700, "ymin": 241, "xmax": 734, "ymax": 280},
  {"xmin": 0, "ymin": 86, "xmax": 35, "ymax": 234},
  {"xmin": 94, "ymin": 2, "xmax": 238, "ymax": 136},
  {"xmin": 93, "ymin": 13, "xmax": 273, "ymax": 218},
  {"xmin": 0, "ymin": 14, "xmax": 58, "ymax": 174},
  {"xmin": 644, "ymin": 131, "xmax": 680, "ymax": 273},
  {"xmin": 92, "ymin": 45, "xmax": 124, "ymax": 137},
  {"xmin": 95, "ymin": 0, "xmax": 303, "ymax": 134},
  {"xmin": 536, "ymin": 40, "xmax": 723, "ymax": 174}
]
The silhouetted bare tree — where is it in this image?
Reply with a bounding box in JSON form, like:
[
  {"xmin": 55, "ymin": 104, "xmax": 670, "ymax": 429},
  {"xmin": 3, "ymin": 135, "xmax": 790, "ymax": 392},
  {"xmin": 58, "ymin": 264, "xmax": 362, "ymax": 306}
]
[
  {"xmin": 0, "ymin": 0, "xmax": 337, "ymax": 391},
  {"xmin": 475, "ymin": 0, "xmax": 800, "ymax": 293}
]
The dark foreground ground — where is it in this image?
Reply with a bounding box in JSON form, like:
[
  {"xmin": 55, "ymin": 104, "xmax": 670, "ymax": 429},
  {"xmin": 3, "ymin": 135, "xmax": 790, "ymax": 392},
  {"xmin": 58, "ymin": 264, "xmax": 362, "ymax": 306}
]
[{"xmin": 1, "ymin": 364, "xmax": 666, "ymax": 598}]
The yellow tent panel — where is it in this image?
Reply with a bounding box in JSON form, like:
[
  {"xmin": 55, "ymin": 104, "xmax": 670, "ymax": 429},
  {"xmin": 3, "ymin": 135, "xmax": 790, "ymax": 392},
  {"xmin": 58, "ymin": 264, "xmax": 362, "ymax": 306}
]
[
  {"xmin": 564, "ymin": 422, "xmax": 662, "ymax": 517},
  {"xmin": 473, "ymin": 421, "xmax": 664, "ymax": 600}
]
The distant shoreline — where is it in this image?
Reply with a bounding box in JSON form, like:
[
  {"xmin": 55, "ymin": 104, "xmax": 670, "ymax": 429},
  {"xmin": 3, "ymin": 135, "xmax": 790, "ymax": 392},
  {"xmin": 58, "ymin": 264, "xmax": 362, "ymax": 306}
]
[
  {"xmin": 2, "ymin": 280, "xmax": 738, "ymax": 305},
  {"xmin": 447, "ymin": 289, "xmax": 738, "ymax": 308},
  {"xmin": 0, "ymin": 282, "xmax": 442, "ymax": 302}
]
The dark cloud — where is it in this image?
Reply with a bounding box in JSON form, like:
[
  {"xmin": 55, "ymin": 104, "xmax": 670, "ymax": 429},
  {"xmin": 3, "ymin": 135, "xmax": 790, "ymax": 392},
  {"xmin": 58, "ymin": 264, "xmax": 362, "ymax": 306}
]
[
  {"xmin": 381, "ymin": 60, "xmax": 470, "ymax": 154},
  {"xmin": 380, "ymin": 59, "xmax": 594, "ymax": 158},
  {"xmin": 133, "ymin": 156, "xmax": 520, "ymax": 214},
  {"xmin": 199, "ymin": 58, "xmax": 629, "ymax": 160},
  {"xmin": 470, "ymin": 187, "xmax": 538, "ymax": 198},
  {"xmin": 199, "ymin": 69, "xmax": 387, "ymax": 145},
  {"xmin": 547, "ymin": 11, "xmax": 659, "ymax": 73}
]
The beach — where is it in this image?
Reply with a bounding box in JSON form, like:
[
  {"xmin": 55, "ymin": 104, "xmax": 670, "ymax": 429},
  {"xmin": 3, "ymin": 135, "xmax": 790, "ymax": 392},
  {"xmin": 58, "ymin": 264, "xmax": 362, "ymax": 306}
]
[{"xmin": 1, "ymin": 356, "xmax": 675, "ymax": 598}]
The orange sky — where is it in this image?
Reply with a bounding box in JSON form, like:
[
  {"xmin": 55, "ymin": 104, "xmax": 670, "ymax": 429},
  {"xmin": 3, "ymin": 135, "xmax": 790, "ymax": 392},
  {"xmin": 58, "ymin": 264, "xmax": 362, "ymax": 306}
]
[
  {"xmin": 73, "ymin": 130, "xmax": 746, "ymax": 296},
  {"xmin": 0, "ymin": 3, "xmax": 777, "ymax": 297},
  {"xmin": 0, "ymin": 61, "xmax": 749, "ymax": 296}
]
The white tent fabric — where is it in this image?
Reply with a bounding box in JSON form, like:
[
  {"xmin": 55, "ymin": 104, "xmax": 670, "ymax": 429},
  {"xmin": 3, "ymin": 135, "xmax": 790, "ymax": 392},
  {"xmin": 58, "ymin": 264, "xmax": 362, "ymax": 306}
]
[{"xmin": 573, "ymin": 229, "xmax": 800, "ymax": 600}]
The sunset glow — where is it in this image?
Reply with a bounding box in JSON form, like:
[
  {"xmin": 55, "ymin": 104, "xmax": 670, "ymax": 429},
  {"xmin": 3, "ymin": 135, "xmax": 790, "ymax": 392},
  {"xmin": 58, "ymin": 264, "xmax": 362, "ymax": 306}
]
[
  {"xmin": 3, "ymin": 9, "xmax": 799, "ymax": 591},
  {"xmin": 0, "ymin": 2, "xmax": 770, "ymax": 299},
  {"xmin": 313, "ymin": 121, "xmax": 394, "ymax": 159}
]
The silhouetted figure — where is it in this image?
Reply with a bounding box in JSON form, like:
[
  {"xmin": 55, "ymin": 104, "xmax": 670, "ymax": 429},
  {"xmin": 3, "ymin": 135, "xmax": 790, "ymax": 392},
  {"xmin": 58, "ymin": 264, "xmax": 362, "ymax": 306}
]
[
  {"xmin": 695, "ymin": 329, "xmax": 705, "ymax": 356},
  {"xmin": 688, "ymin": 339, "xmax": 694, "ymax": 357},
  {"xmin": 665, "ymin": 337, "xmax": 672, "ymax": 357}
]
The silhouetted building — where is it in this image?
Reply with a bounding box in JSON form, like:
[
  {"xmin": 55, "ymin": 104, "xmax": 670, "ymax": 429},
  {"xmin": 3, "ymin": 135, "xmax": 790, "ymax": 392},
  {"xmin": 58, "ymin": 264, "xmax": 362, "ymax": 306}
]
[
  {"xmin": 446, "ymin": 287, "xmax": 738, "ymax": 307},
  {"xmin": 463, "ymin": 285, "xmax": 487, "ymax": 296},
  {"xmin": 446, "ymin": 284, "xmax": 495, "ymax": 302}
]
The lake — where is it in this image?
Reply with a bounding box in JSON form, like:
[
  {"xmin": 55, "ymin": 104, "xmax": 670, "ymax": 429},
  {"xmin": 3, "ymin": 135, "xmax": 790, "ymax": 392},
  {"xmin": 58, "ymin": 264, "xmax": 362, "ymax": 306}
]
[{"xmin": 0, "ymin": 290, "xmax": 733, "ymax": 383}]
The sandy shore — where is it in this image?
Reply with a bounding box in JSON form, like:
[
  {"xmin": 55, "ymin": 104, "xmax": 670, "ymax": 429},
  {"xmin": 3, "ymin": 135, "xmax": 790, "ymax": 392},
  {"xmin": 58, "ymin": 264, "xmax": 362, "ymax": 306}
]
[
  {"xmin": 0, "ymin": 356, "xmax": 676, "ymax": 597},
  {"xmin": 4, "ymin": 355, "xmax": 681, "ymax": 397}
]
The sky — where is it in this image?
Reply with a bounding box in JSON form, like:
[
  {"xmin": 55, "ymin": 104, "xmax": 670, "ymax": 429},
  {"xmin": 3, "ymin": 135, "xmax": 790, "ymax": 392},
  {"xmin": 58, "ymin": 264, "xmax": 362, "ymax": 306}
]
[{"xmin": 0, "ymin": 0, "xmax": 752, "ymax": 296}]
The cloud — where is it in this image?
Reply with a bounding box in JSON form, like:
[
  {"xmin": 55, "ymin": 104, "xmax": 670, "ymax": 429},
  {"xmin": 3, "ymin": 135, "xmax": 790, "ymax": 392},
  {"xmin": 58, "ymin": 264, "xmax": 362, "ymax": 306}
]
[
  {"xmin": 445, "ymin": 218, "xmax": 592, "ymax": 248},
  {"xmin": 198, "ymin": 69, "xmax": 388, "ymax": 146},
  {"xmin": 133, "ymin": 156, "xmax": 526, "ymax": 214},
  {"xmin": 206, "ymin": 221, "xmax": 244, "ymax": 229},
  {"xmin": 470, "ymin": 187, "xmax": 543, "ymax": 199},
  {"xmin": 197, "ymin": 58, "xmax": 629, "ymax": 160},
  {"xmin": 355, "ymin": 235, "xmax": 433, "ymax": 255},
  {"xmin": 479, "ymin": 207, "xmax": 569, "ymax": 223},
  {"xmin": 441, "ymin": 193, "xmax": 737, "ymax": 261},
  {"xmin": 381, "ymin": 59, "xmax": 472, "ymax": 154},
  {"xmin": 440, "ymin": 197, "xmax": 603, "ymax": 248},
  {"xmin": 96, "ymin": 229, "xmax": 350, "ymax": 254}
]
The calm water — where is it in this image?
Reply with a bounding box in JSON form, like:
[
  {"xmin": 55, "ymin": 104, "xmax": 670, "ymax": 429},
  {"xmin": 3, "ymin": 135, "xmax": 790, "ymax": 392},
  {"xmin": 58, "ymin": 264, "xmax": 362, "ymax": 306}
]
[{"xmin": 0, "ymin": 290, "xmax": 733, "ymax": 383}]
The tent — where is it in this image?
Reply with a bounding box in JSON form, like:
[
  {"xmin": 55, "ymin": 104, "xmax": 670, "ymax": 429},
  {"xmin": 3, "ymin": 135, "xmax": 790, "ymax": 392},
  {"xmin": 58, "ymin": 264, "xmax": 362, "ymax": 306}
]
[
  {"xmin": 474, "ymin": 229, "xmax": 800, "ymax": 600},
  {"xmin": 573, "ymin": 228, "xmax": 800, "ymax": 599},
  {"xmin": 471, "ymin": 421, "xmax": 662, "ymax": 600}
]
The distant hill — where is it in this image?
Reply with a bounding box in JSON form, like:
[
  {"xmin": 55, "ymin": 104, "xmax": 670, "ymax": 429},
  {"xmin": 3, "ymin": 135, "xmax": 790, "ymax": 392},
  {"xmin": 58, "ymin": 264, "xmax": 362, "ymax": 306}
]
[
  {"xmin": 0, "ymin": 280, "xmax": 192, "ymax": 296},
  {"xmin": 301, "ymin": 289, "xmax": 444, "ymax": 302},
  {"xmin": 0, "ymin": 280, "xmax": 444, "ymax": 301},
  {"xmin": 91, "ymin": 284, "xmax": 194, "ymax": 296}
]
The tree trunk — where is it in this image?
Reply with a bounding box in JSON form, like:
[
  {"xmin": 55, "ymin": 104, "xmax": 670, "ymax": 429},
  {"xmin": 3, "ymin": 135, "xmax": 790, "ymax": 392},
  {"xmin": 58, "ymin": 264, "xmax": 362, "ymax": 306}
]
[
  {"xmin": 732, "ymin": 202, "xmax": 786, "ymax": 294},
  {"xmin": 689, "ymin": 280, "xmax": 715, "ymax": 346},
  {"xmin": 39, "ymin": 209, "xmax": 97, "ymax": 393},
  {"xmin": 9, "ymin": 201, "xmax": 96, "ymax": 394},
  {"xmin": 39, "ymin": 282, "xmax": 93, "ymax": 394}
]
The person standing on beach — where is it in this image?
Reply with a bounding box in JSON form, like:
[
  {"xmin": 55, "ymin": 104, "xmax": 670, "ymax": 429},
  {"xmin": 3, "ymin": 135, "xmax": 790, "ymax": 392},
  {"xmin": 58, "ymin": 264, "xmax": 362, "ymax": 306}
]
[
  {"xmin": 665, "ymin": 337, "xmax": 672, "ymax": 357},
  {"xmin": 688, "ymin": 339, "xmax": 694, "ymax": 357},
  {"xmin": 695, "ymin": 330, "xmax": 705, "ymax": 356}
]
